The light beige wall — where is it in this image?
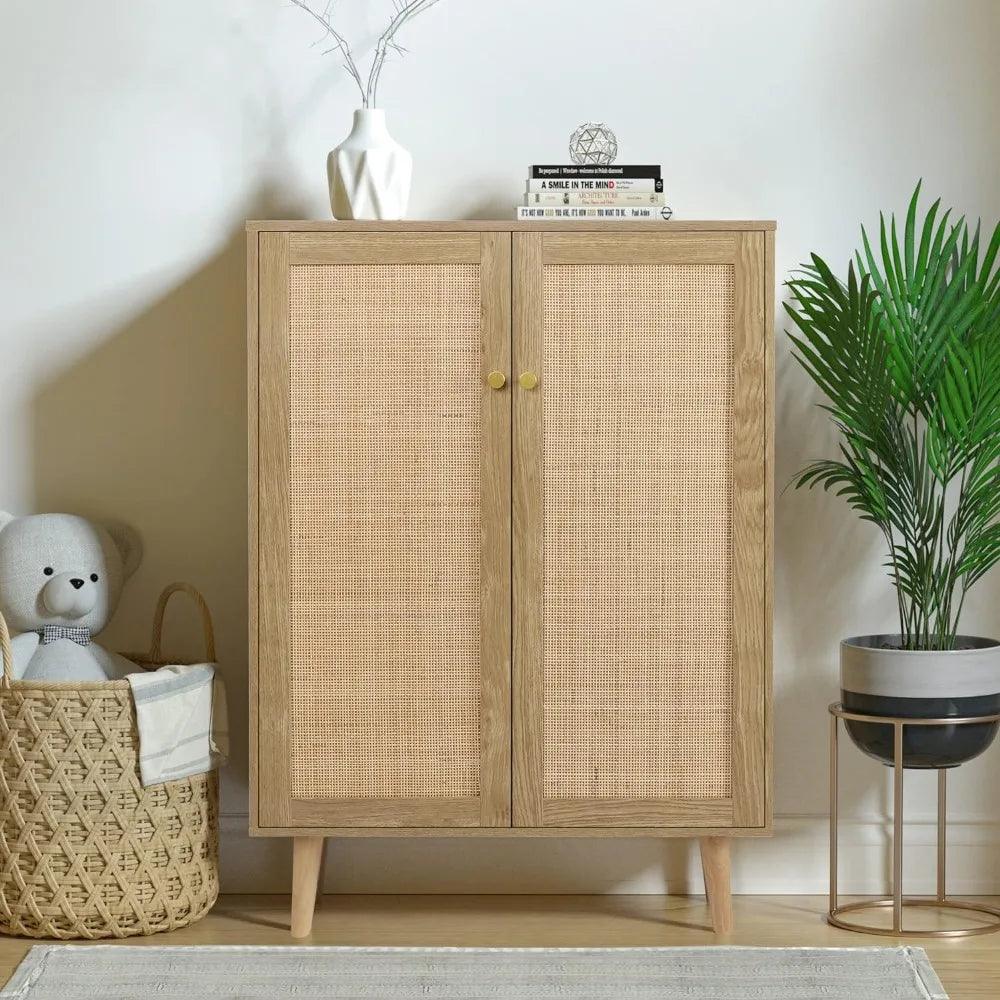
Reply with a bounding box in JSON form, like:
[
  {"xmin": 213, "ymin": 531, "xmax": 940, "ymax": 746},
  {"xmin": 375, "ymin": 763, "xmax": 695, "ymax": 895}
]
[{"xmin": 2, "ymin": 0, "xmax": 1000, "ymax": 893}]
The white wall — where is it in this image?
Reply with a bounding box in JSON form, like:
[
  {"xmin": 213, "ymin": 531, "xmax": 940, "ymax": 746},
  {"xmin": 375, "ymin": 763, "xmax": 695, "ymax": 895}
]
[{"xmin": 3, "ymin": 0, "xmax": 1000, "ymax": 895}]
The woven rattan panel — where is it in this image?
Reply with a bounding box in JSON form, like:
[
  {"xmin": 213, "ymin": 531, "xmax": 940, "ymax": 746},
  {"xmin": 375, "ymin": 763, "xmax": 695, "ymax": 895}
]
[
  {"xmin": 542, "ymin": 264, "xmax": 735, "ymax": 800},
  {"xmin": 288, "ymin": 264, "xmax": 482, "ymax": 799}
]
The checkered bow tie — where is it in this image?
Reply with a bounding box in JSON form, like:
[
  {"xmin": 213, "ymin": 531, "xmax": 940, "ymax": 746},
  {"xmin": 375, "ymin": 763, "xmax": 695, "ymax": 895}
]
[{"xmin": 37, "ymin": 625, "xmax": 92, "ymax": 646}]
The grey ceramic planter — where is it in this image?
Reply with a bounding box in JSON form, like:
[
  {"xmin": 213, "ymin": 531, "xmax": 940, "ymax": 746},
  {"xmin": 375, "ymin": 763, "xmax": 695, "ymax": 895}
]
[{"xmin": 840, "ymin": 635, "xmax": 1000, "ymax": 768}]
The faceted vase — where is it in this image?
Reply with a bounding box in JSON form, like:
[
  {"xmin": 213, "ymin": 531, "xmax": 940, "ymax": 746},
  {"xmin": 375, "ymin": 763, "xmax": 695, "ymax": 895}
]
[{"xmin": 327, "ymin": 109, "xmax": 412, "ymax": 221}]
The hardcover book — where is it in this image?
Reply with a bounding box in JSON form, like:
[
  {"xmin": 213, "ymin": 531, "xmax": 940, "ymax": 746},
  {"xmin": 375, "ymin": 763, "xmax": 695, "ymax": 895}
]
[
  {"xmin": 516, "ymin": 205, "xmax": 673, "ymax": 220},
  {"xmin": 531, "ymin": 164, "xmax": 662, "ymax": 179},
  {"xmin": 528, "ymin": 178, "xmax": 664, "ymax": 192},
  {"xmin": 525, "ymin": 191, "xmax": 667, "ymax": 207}
]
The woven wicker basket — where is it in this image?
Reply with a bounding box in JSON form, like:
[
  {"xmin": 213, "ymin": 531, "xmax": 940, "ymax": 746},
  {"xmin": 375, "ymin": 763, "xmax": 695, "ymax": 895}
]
[{"xmin": 0, "ymin": 583, "xmax": 220, "ymax": 939}]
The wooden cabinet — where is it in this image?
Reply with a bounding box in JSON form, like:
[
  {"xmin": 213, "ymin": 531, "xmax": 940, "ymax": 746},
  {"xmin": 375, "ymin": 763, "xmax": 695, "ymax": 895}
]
[{"xmin": 248, "ymin": 221, "xmax": 774, "ymax": 936}]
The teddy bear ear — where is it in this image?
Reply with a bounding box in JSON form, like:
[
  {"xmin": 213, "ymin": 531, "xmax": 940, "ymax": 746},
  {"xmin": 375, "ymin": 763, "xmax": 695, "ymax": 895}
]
[
  {"xmin": 0, "ymin": 512, "xmax": 15, "ymax": 534},
  {"xmin": 105, "ymin": 522, "xmax": 143, "ymax": 579}
]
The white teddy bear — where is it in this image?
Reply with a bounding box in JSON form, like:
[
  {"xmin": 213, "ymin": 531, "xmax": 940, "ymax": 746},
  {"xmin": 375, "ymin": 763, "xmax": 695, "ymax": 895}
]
[{"xmin": 0, "ymin": 512, "xmax": 143, "ymax": 682}]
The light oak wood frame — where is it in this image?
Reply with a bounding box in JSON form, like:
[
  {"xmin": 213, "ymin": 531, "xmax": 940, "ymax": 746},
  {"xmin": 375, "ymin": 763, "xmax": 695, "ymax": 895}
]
[
  {"xmin": 511, "ymin": 230, "xmax": 769, "ymax": 831},
  {"xmin": 252, "ymin": 230, "xmax": 512, "ymax": 831},
  {"xmin": 248, "ymin": 221, "xmax": 774, "ymax": 841},
  {"xmin": 248, "ymin": 221, "xmax": 773, "ymax": 939}
]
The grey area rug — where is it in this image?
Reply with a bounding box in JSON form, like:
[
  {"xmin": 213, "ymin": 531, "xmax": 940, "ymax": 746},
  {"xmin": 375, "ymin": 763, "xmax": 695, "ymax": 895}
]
[{"xmin": 1, "ymin": 945, "xmax": 947, "ymax": 1000}]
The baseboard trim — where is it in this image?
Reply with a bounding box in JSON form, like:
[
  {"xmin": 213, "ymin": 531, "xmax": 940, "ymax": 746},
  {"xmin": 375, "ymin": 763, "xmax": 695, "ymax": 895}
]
[{"xmin": 217, "ymin": 812, "xmax": 1000, "ymax": 895}]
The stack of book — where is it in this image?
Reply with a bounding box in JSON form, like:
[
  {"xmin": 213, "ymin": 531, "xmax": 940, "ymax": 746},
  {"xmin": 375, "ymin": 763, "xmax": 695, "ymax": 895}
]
[{"xmin": 516, "ymin": 164, "xmax": 671, "ymax": 221}]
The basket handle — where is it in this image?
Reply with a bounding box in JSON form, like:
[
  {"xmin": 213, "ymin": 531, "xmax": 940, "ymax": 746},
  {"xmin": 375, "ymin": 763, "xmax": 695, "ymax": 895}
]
[
  {"xmin": 0, "ymin": 610, "xmax": 12, "ymax": 690},
  {"xmin": 148, "ymin": 583, "xmax": 216, "ymax": 663}
]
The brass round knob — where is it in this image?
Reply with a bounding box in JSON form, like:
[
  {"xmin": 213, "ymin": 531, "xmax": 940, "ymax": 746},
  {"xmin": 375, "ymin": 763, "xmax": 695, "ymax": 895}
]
[
  {"xmin": 519, "ymin": 371, "xmax": 539, "ymax": 390},
  {"xmin": 486, "ymin": 370, "xmax": 507, "ymax": 390}
]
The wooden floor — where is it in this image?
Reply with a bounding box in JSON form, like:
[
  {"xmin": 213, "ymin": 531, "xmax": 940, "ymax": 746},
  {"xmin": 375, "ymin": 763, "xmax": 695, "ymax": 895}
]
[{"xmin": 2, "ymin": 894, "xmax": 999, "ymax": 998}]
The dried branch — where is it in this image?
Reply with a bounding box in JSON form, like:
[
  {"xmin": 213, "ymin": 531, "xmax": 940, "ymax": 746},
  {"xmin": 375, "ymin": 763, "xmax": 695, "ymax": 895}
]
[
  {"xmin": 287, "ymin": 0, "xmax": 444, "ymax": 108},
  {"xmin": 287, "ymin": 0, "xmax": 366, "ymax": 106},
  {"xmin": 367, "ymin": 0, "xmax": 442, "ymax": 108}
]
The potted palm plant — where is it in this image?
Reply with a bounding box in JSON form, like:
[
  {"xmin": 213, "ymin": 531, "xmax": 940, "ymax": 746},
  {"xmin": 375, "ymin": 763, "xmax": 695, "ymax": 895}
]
[{"xmin": 787, "ymin": 184, "xmax": 1000, "ymax": 767}]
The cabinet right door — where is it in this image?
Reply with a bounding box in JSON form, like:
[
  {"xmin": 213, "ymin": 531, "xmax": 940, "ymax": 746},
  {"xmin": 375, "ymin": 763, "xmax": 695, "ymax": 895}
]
[{"xmin": 512, "ymin": 230, "xmax": 770, "ymax": 829}]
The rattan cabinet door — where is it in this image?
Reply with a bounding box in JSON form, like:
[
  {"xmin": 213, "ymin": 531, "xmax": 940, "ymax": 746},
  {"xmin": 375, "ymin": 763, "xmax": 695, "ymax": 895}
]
[
  {"xmin": 255, "ymin": 232, "xmax": 511, "ymax": 829},
  {"xmin": 512, "ymin": 232, "xmax": 768, "ymax": 830}
]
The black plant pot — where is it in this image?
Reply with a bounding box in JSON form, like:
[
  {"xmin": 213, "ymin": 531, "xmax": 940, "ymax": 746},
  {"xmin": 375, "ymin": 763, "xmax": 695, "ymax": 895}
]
[{"xmin": 841, "ymin": 635, "xmax": 1000, "ymax": 769}]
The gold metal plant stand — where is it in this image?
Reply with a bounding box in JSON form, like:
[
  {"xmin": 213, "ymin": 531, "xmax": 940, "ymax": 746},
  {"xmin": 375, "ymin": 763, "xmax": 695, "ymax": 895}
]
[{"xmin": 828, "ymin": 702, "xmax": 1000, "ymax": 938}]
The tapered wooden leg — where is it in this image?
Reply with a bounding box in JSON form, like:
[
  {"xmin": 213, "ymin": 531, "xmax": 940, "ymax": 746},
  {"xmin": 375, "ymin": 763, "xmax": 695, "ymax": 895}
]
[
  {"xmin": 316, "ymin": 839, "xmax": 328, "ymax": 908},
  {"xmin": 291, "ymin": 836, "xmax": 325, "ymax": 938},
  {"xmin": 699, "ymin": 836, "xmax": 733, "ymax": 934}
]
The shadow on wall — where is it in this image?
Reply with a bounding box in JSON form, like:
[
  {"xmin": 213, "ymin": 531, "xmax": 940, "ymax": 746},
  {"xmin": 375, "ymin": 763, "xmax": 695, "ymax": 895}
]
[
  {"xmin": 772, "ymin": 279, "xmax": 906, "ymax": 883},
  {"xmin": 23, "ymin": 183, "xmax": 707, "ymax": 897},
  {"xmin": 227, "ymin": 830, "xmax": 708, "ymax": 899},
  {"xmin": 28, "ymin": 181, "xmax": 309, "ymax": 812}
]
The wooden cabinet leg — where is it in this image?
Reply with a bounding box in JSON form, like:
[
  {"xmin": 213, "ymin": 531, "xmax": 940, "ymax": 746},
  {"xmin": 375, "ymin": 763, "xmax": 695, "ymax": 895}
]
[
  {"xmin": 699, "ymin": 836, "xmax": 733, "ymax": 934},
  {"xmin": 316, "ymin": 839, "xmax": 328, "ymax": 908},
  {"xmin": 291, "ymin": 836, "xmax": 325, "ymax": 938}
]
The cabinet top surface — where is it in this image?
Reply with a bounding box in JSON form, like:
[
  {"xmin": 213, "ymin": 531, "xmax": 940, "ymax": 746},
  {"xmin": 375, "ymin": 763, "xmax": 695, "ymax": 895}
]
[{"xmin": 247, "ymin": 219, "xmax": 776, "ymax": 233}]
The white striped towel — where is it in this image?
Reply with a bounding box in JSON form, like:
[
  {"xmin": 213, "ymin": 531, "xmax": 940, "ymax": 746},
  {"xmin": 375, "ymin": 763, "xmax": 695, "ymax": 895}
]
[{"xmin": 126, "ymin": 664, "xmax": 229, "ymax": 787}]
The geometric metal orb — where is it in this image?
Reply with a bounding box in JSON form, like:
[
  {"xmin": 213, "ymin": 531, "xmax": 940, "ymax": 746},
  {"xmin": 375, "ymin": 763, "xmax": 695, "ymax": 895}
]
[{"xmin": 568, "ymin": 122, "xmax": 618, "ymax": 166}]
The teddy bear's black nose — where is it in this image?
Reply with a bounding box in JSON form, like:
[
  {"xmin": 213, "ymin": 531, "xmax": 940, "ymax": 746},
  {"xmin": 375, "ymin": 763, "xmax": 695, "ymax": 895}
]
[{"xmin": 69, "ymin": 578, "xmax": 85, "ymax": 590}]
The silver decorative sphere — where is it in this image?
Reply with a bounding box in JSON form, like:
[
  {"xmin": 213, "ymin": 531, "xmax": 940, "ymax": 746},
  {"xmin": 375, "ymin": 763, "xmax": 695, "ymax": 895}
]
[{"xmin": 568, "ymin": 122, "xmax": 618, "ymax": 166}]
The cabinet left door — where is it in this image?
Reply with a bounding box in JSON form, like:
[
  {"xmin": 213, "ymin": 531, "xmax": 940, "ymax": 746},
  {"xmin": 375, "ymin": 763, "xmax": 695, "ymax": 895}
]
[{"xmin": 251, "ymin": 230, "xmax": 512, "ymax": 830}]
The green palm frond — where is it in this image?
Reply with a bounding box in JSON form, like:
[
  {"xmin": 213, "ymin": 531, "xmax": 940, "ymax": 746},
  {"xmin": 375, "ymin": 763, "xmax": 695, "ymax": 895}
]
[{"xmin": 788, "ymin": 184, "xmax": 1000, "ymax": 649}]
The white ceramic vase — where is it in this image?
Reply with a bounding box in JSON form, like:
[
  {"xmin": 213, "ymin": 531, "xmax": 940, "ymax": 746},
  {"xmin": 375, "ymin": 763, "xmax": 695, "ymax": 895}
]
[{"xmin": 327, "ymin": 109, "xmax": 412, "ymax": 221}]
